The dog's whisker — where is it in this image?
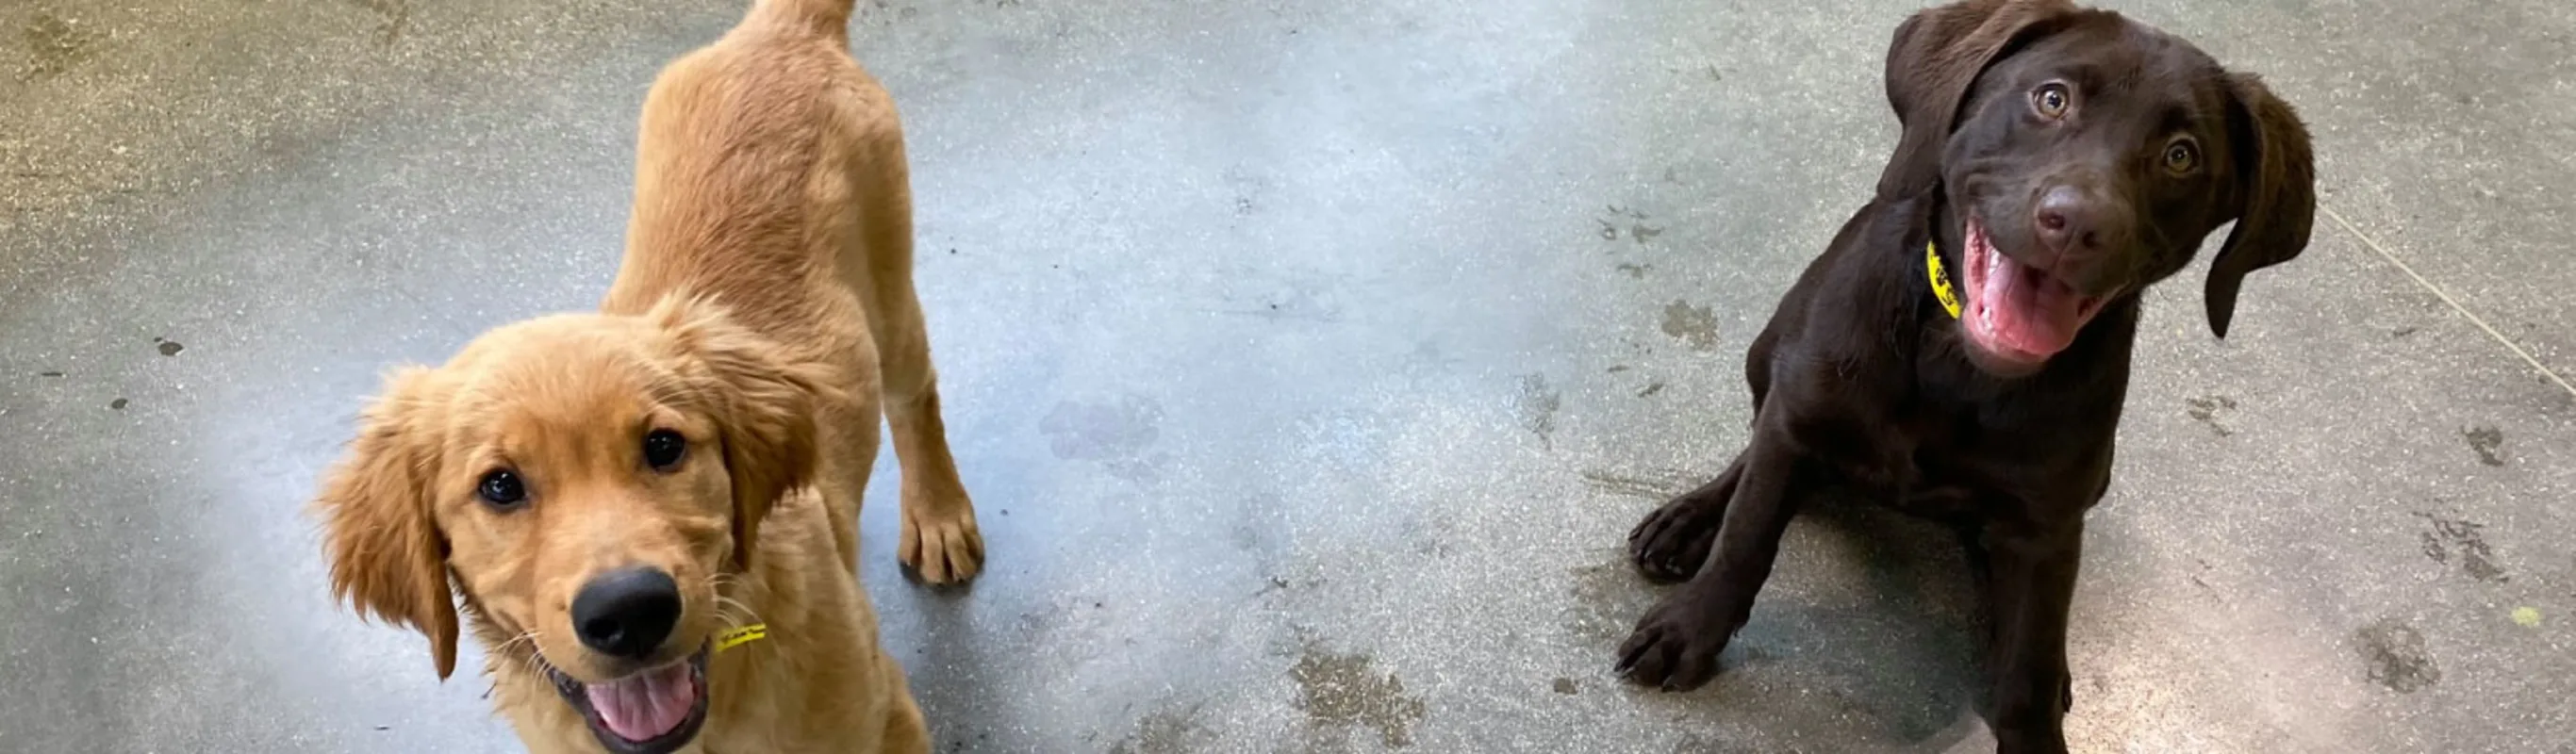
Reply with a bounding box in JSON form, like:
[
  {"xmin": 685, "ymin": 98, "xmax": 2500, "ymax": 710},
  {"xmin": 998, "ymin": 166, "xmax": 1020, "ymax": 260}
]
[
  {"xmin": 493, "ymin": 631, "xmax": 540, "ymax": 660},
  {"xmin": 714, "ymin": 594, "xmax": 762, "ymax": 622},
  {"xmin": 489, "ymin": 631, "xmax": 566, "ymax": 681},
  {"xmin": 711, "ymin": 604, "xmax": 761, "ymax": 636}
]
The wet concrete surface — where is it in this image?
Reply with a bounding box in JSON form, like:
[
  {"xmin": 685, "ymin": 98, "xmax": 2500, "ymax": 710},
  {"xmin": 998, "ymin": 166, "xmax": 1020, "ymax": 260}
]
[{"xmin": 3, "ymin": 1, "xmax": 2571, "ymax": 752}]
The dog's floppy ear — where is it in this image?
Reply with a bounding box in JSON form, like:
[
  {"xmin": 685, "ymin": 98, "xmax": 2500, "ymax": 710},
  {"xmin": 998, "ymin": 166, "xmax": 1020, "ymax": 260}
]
[
  {"xmin": 313, "ymin": 367, "xmax": 461, "ymax": 680},
  {"xmin": 2204, "ymin": 72, "xmax": 2316, "ymax": 339},
  {"xmin": 652, "ymin": 294, "xmax": 837, "ymax": 569},
  {"xmin": 1876, "ymin": 0, "xmax": 2082, "ymax": 198}
]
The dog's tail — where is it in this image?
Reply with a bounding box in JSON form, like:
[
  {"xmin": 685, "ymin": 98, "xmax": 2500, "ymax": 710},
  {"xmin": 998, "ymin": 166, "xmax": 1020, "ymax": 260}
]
[{"xmin": 747, "ymin": 0, "xmax": 854, "ymax": 41}]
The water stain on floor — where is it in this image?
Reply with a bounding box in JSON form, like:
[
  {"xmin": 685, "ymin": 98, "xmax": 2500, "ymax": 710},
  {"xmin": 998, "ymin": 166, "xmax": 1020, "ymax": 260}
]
[
  {"xmin": 1596, "ymin": 205, "xmax": 1658, "ymax": 244},
  {"xmin": 2463, "ymin": 425, "xmax": 2506, "ymax": 467},
  {"xmin": 21, "ymin": 14, "xmax": 97, "ymax": 77},
  {"xmin": 1566, "ymin": 559, "xmax": 1660, "ymax": 644},
  {"xmin": 1041, "ymin": 395, "xmax": 1172, "ymax": 484},
  {"xmin": 2417, "ymin": 512, "xmax": 2507, "ymax": 582},
  {"xmin": 1660, "ymin": 301, "xmax": 1719, "ymax": 352},
  {"xmin": 1110, "ymin": 702, "xmax": 1214, "ymax": 754},
  {"xmin": 1514, "ymin": 372, "xmax": 1560, "ymax": 448},
  {"xmin": 1291, "ymin": 644, "xmax": 1428, "ymax": 748},
  {"xmin": 350, "ymin": 0, "xmax": 410, "ymax": 47},
  {"xmin": 2186, "ymin": 395, "xmax": 2237, "ymax": 436},
  {"xmin": 2355, "ymin": 618, "xmax": 2439, "ymax": 694}
]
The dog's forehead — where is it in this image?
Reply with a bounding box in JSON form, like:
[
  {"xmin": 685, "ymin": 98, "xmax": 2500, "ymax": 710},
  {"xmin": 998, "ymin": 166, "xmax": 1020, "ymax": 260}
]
[
  {"xmin": 468, "ymin": 342, "xmax": 642, "ymax": 409},
  {"xmin": 445, "ymin": 320, "xmax": 694, "ymax": 445},
  {"xmin": 2007, "ymin": 16, "xmax": 2225, "ymax": 100},
  {"xmin": 1984, "ymin": 16, "xmax": 2233, "ymax": 141}
]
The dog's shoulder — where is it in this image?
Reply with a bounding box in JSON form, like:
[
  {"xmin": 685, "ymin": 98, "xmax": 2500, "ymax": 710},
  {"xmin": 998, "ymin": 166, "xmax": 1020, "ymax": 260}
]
[
  {"xmin": 1735, "ymin": 194, "xmax": 1948, "ymax": 418},
  {"xmin": 1770, "ymin": 196, "xmax": 1939, "ymax": 351}
]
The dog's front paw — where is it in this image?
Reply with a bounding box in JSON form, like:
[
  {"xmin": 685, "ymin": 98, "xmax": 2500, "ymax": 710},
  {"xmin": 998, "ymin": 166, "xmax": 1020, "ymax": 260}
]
[
  {"xmin": 1627, "ymin": 493, "xmax": 1726, "ymax": 583},
  {"xmin": 1614, "ymin": 592, "xmax": 1736, "ymax": 691},
  {"xmin": 1989, "ymin": 676, "xmax": 2074, "ymax": 754},
  {"xmin": 1993, "ymin": 726, "xmax": 2071, "ymax": 754},
  {"xmin": 899, "ymin": 488, "xmax": 984, "ymax": 585}
]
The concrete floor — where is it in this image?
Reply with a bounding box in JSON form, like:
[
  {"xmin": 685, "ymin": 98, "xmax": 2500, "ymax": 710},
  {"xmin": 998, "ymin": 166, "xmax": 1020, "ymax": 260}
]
[{"xmin": 3, "ymin": 0, "xmax": 2570, "ymax": 751}]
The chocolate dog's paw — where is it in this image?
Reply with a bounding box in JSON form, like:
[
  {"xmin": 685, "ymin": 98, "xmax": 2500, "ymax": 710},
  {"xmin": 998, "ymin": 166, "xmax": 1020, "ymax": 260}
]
[
  {"xmin": 1612, "ymin": 596, "xmax": 1732, "ymax": 691},
  {"xmin": 1627, "ymin": 494, "xmax": 1725, "ymax": 583},
  {"xmin": 1993, "ymin": 727, "xmax": 2072, "ymax": 754}
]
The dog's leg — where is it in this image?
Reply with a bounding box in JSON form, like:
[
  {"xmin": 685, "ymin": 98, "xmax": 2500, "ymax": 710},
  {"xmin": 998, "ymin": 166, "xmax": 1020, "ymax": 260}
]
[
  {"xmin": 1979, "ymin": 523, "xmax": 2083, "ymax": 754},
  {"xmin": 1615, "ymin": 431, "xmax": 1808, "ymax": 691},
  {"xmin": 1955, "ymin": 524, "xmax": 1998, "ymax": 649},
  {"xmin": 1627, "ymin": 320, "xmax": 1784, "ymax": 581},
  {"xmin": 1627, "ymin": 454, "xmax": 1745, "ymax": 582},
  {"xmin": 844, "ymin": 127, "xmax": 984, "ymax": 585},
  {"xmin": 876, "ymin": 675, "xmax": 933, "ymax": 754}
]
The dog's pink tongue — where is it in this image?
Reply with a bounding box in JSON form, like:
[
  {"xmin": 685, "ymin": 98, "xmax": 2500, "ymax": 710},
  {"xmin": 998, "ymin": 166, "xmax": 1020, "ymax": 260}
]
[
  {"xmin": 585, "ymin": 663, "xmax": 695, "ymax": 743},
  {"xmin": 1976, "ymin": 251, "xmax": 2087, "ymax": 358}
]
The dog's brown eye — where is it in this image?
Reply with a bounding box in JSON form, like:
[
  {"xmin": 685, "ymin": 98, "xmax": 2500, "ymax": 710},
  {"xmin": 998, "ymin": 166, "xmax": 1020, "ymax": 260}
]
[
  {"xmin": 643, "ymin": 429, "xmax": 686, "ymax": 471},
  {"xmin": 2163, "ymin": 139, "xmax": 2200, "ymax": 173},
  {"xmin": 2031, "ymin": 83, "xmax": 2071, "ymax": 119},
  {"xmin": 478, "ymin": 469, "xmax": 527, "ymax": 510}
]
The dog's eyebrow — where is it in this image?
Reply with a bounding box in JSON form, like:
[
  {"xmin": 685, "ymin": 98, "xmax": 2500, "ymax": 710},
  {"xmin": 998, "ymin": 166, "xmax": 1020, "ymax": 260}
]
[
  {"xmin": 635, "ymin": 359, "xmax": 715, "ymax": 417},
  {"xmin": 2056, "ymin": 62, "xmax": 2111, "ymax": 92},
  {"xmin": 2156, "ymin": 104, "xmax": 2201, "ymax": 135},
  {"xmin": 2162, "ymin": 92, "xmax": 2234, "ymax": 138},
  {"xmin": 464, "ymin": 441, "xmax": 521, "ymax": 480},
  {"xmin": 641, "ymin": 372, "xmax": 696, "ymax": 412}
]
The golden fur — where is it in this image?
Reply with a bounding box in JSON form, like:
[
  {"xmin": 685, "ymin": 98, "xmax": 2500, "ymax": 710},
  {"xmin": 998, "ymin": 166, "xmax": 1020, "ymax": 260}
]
[{"xmin": 311, "ymin": 1, "xmax": 980, "ymax": 751}]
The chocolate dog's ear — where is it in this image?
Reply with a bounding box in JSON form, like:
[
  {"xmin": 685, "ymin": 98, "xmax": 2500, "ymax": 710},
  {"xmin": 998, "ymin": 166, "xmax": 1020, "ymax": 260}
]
[
  {"xmin": 2204, "ymin": 72, "xmax": 2316, "ymax": 339},
  {"xmin": 1877, "ymin": 0, "xmax": 2081, "ymax": 198}
]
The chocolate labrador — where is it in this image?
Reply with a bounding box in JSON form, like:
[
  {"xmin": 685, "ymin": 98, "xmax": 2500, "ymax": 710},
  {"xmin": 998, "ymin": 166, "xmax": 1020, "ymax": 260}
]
[{"xmin": 1612, "ymin": 0, "xmax": 2314, "ymax": 750}]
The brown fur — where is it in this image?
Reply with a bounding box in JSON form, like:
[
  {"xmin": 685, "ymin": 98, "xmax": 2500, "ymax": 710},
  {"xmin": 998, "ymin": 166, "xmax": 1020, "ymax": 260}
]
[
  {"xmin": 1616, "ymin": 2, "xmax": 2313, "ymax": 751},
  {"xmin": 310, "ymin": 1, "xmax": 978, "ymax": 751}
]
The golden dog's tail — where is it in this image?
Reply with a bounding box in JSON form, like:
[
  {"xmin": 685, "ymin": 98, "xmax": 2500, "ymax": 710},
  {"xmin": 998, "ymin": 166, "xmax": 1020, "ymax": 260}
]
[{"xmin": 748, "ymin": 0, "xmax": 855, "ymax": 41}]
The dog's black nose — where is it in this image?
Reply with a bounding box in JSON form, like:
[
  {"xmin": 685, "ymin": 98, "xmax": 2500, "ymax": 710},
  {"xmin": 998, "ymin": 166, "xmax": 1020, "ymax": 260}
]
[
  {"xmin": 2032, "ymin": 185, "xmax": 2102, "ymax": 256},
  {"xmin": 570, "ymin": 567, "xmax": 683, "ymax": 660}
]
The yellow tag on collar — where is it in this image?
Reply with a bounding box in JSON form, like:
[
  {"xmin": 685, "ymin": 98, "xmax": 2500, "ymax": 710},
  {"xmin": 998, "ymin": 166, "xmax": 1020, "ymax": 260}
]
[
  {"xmin": 715, "ymin": 624, "xmax": 768, "ymax": 652},
  {"xmin": 1925, "ymin": 240, "xmax": 1962, "ymax": 320}
]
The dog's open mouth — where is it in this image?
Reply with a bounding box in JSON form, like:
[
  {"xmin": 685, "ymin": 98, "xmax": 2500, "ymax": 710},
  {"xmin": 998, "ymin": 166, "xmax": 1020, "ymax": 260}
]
[
  {"xmin": 547, "ymin": 647, "xmax": 710, "ymax": 754},
  {"xmin": 1958, "ymin": 219, "xmax": 2109, "ymax": 367}
]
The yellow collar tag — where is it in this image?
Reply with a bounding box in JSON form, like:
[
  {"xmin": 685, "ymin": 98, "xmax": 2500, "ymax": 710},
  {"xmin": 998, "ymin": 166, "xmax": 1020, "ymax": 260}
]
[
  {"xmin": 715, "ymin": 624, "xmax": 769, "ymax": 653},
  {"xmin": 1925, "ymin": 240, "xmax": 1962, "ymax": 320}
]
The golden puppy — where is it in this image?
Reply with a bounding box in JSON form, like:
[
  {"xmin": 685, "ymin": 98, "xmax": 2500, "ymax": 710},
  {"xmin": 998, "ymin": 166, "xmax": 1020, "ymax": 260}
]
[{"xmin": 311, "ymin": 1, "xmax": 981, "ymax": 751}]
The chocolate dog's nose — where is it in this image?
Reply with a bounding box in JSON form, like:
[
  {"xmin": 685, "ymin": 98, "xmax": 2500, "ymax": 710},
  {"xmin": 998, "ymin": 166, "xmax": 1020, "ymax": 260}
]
[
  {"xmin": 571, "ymin": 567, "xmax": 683, "ymax": 660},
  {"xmin": 2032, "ymin": 185, "xmax": 2101, "ymax": 256}
]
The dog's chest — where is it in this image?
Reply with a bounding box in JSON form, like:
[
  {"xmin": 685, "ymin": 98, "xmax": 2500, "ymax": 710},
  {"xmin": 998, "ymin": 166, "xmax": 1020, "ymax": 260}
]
[
  {"xmin": 693, "ymin": 718, "xmax": 824, "ymax": 754},
  {"xmin": 1882, "ymin": 368, "xmax": 2128, "ymax": 516}
]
